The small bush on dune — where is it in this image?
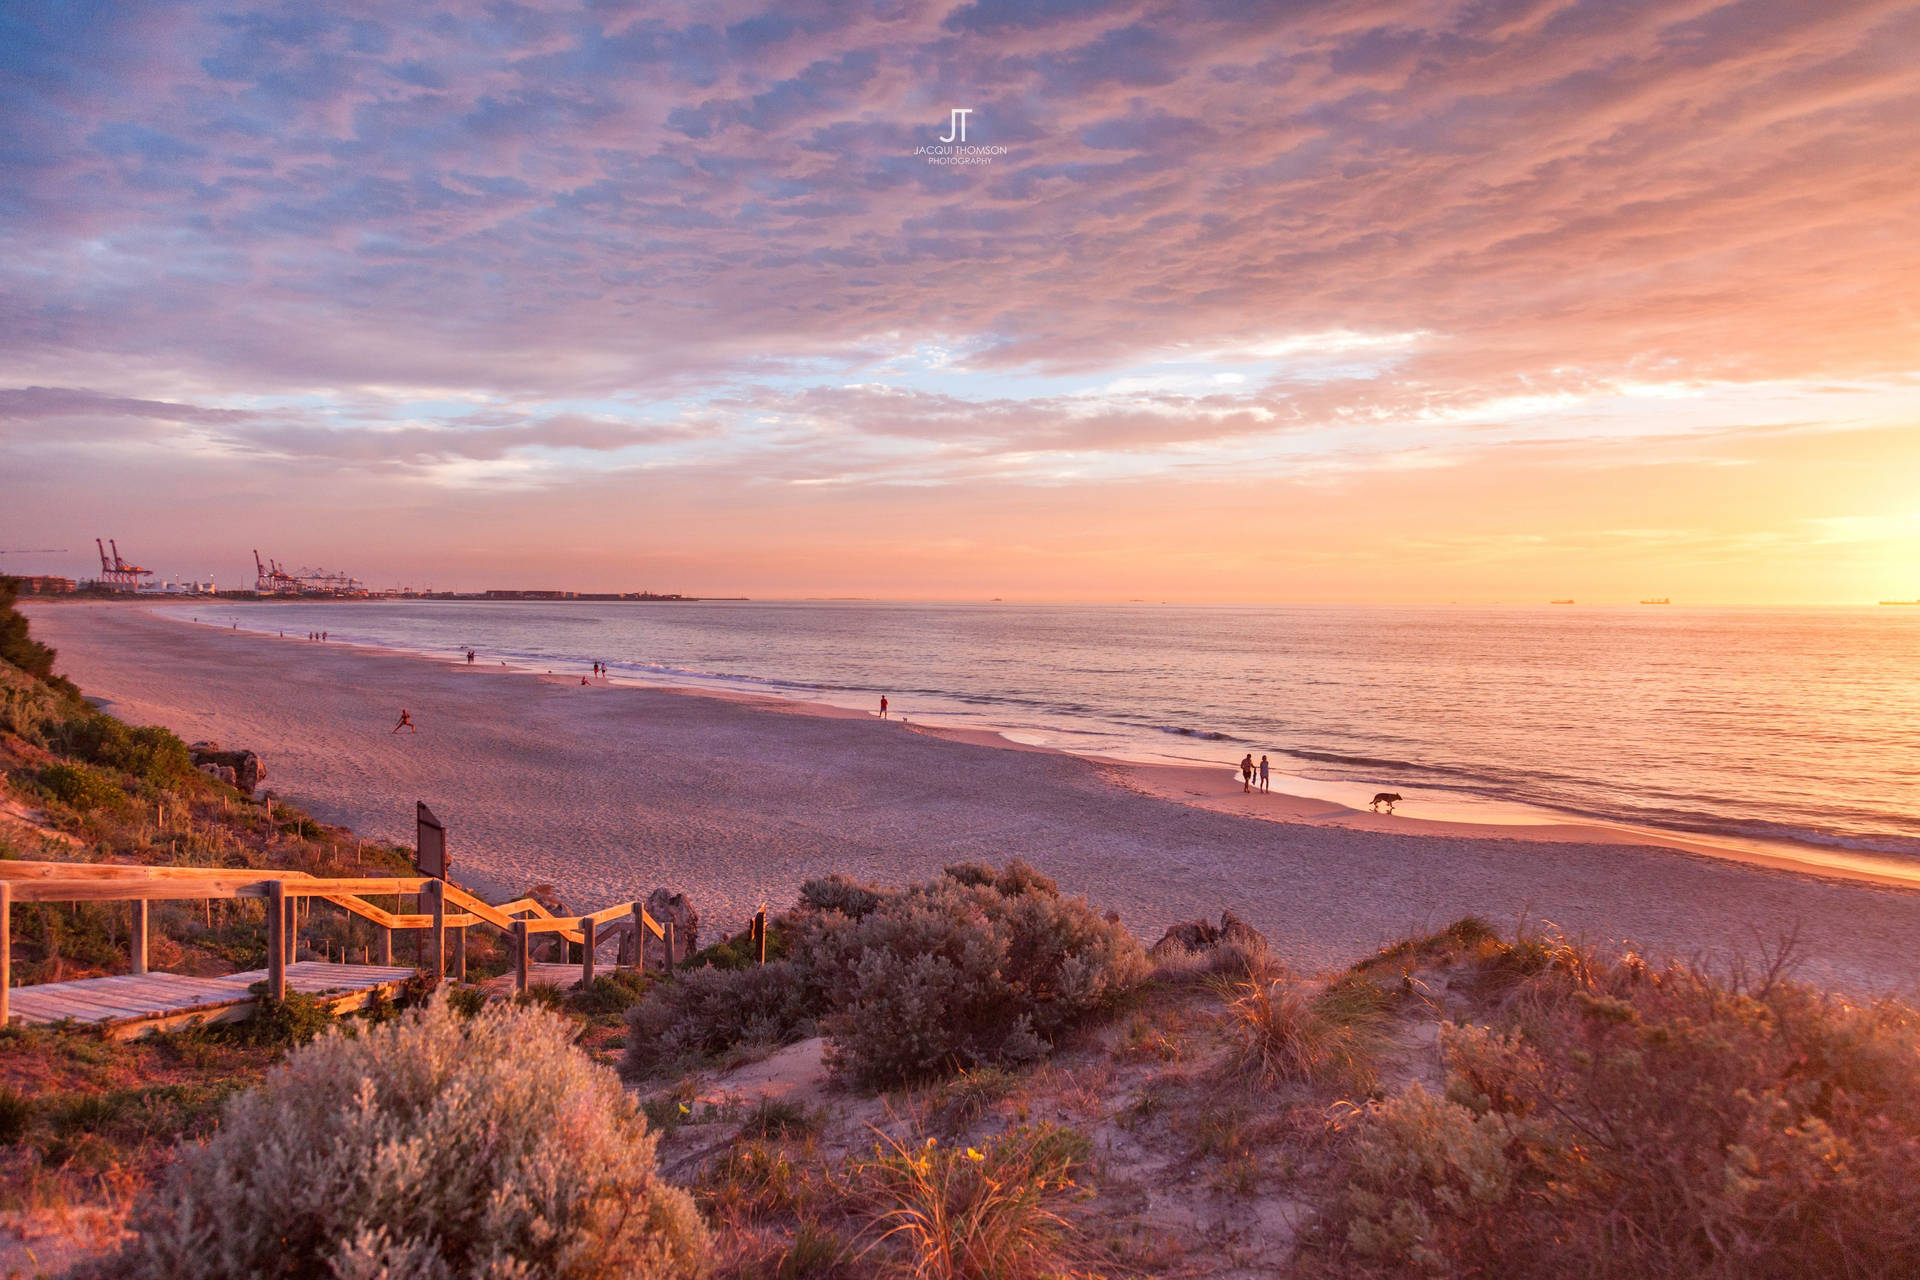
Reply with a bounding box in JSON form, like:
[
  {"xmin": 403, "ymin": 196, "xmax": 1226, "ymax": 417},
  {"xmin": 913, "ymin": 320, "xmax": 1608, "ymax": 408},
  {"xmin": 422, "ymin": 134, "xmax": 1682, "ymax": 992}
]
[
  {"xmin": 50, "ymin": 712, "xmax": 195, "ymax": 789},
  {"xmin": 0, "ymin": 1087, "xmax": 32, "ymax": 1145},
  {"xmin": 624, "ymin": 863, "xmax": 1148, "ymax": 1090},
  {"xmin": 571, "ymin": 968, "xmax": 651, "ymax": 1018},
  {"xmin": 112, "ymin": 996, "xmax": 708, "ymax": 1280},
  {"xmin": 624, "ymin": 961, "xmax": 819, "ymax": 1078},
  {"xmin": 38, "ymin": 761, "xmax": 124, "ymax": 813},
  {"xmin": 235, "ymin": 988, "xmax": 335, "ymax": 1047},
  {"xmin": 824, "ymin": 874, "xmax": 1148, "ymax": 1087},
  {"xmin": 1314, "ymin": 945, "xmax": 1920, "ymax": 1279},
  {"xmin": 0, "ymin": 578, "xmax": 71, "ymax": 691},
  {"xmin": 797, "ymin": 873, "xmax": 886, "ymax": 918}
]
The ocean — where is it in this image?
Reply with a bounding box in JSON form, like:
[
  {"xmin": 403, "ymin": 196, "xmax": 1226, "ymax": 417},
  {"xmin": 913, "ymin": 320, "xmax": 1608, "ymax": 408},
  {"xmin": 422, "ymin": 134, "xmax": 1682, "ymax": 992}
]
[{"xmin": 165, "ymin": 600, "xmax": 1920, "ymax": 866}]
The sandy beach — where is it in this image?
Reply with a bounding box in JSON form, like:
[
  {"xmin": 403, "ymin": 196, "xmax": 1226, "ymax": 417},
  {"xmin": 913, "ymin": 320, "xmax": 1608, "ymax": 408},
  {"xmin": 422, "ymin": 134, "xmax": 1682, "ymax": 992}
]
[{"xmin": 25, "ymin": 601, "xmax": 1920, "ymax": 996}]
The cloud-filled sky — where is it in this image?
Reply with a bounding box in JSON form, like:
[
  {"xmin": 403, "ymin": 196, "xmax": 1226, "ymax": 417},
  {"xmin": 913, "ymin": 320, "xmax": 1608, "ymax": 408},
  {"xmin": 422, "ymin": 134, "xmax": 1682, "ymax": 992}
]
[{"xmin": 3, "ymin": 0, "xmax": 1918, "ymax": 601}]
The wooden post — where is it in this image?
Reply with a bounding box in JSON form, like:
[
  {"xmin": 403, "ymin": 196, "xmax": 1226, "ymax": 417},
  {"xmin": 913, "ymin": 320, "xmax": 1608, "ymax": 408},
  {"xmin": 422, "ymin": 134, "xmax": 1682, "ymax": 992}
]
[
  {"xmin": 754, "ymin": 908, "xmax": 767, "ymax": 965},
  {"xmin": 377, "ymin": 926, "xmax": 392, "ymax": 966},
  {"xmin": 511, "ymin": 919, "xmax": 529, "ymax": 996},
  {"xmin": 266, "ymin": 880, "xmax": 286, "ymax": 1001},
  {"xmin": 1, "ymin": 881, "xmax": 10, "ymax": 1027},
  {"xmin": 130, "ymin": 900, "xmax": 148, "ymax": 976},
  {"xmin": 663, "ymin": 919, "xmax": 676, "ymax": 975},
  {"xmin": 426, "ymin": 879, "xmax": 445, "ymax": 981},
  {"xmin": 455, "ymin": 926, "xmax": 467, "ymax": 982},
  {"xmin": 284, "ymin": 893, "xmax": 298, "ymax": 965},
  {"xmin": 630, "ymin": 903, "xmax": 646, "ymax": 971},
  {"xmin": 580, "ymin": 916, "xmax": 596, "ymax": 988}
]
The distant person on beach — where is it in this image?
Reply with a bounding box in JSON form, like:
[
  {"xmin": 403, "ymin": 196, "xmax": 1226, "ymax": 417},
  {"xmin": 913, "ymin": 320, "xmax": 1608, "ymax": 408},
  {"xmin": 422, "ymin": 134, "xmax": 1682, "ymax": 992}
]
[
  {"xmin": 581, "ymin": 676, "xmax": 590, "ymax": 685},
  {"xmin": 879, "ymin": 695, "xmax": 889, "ymax": 719},
  {"xmin": 1259, "ymin": 755, "xmax": 1271, "ymax": 792},
  {"xmin": 392, "ymin": 709, "xmax": 415, "ymax": 733},
  {"xmin": 466, "ymin": 650, "xmax": 475, "ymax": 665},
  {"xmin": 1241, "ymin": 754, "xmax": 1255, "ymax": 792}
]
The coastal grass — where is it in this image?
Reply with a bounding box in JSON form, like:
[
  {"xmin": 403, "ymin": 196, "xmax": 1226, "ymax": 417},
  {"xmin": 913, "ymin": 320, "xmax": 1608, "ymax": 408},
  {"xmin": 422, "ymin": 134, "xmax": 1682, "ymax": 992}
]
[
  {"xmin": 1301, "ymin": 932, "xmax": 1920, "ymax": 1279},
  {"xmin": 846, "ymin": 1121, "xmax": 1093, "ymax": 1280},
  {"xmin": 1223, "ymin": 966, "xmax": 1390, "ymax": 1092}
]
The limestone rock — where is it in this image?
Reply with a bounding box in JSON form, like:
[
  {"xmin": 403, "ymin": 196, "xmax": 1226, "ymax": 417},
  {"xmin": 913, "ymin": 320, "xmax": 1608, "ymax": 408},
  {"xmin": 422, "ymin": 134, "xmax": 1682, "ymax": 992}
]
[
  {"xmin": 1149, "ymin": 912, "xmax": 1269, "ymax": 959},
  {"xmin": 188, "ymin": 744, "xmax": 265, "ymax": 794},
  {"xmin": 645, "ymin": 888, "xmax": 698, "ymax": 966}
]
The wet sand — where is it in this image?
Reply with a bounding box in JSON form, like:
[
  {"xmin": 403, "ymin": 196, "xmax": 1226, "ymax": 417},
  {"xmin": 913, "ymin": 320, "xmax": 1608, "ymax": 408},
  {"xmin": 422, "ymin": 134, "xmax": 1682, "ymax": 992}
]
[{"xmin": 25, "ymin": 602, "xmax": 1920, "ymax": 995}]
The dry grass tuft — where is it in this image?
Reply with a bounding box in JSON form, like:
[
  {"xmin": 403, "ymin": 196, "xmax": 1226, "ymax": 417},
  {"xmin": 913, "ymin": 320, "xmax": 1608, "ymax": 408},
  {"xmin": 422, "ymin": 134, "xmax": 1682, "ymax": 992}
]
[
  {"xmin": 848, "ymin": 1120, "xmax": 1092, "ymax": 1280},
  {"xmin": 1223, "ymin": 968, "xmax": 1386, "ymax": 1092}
]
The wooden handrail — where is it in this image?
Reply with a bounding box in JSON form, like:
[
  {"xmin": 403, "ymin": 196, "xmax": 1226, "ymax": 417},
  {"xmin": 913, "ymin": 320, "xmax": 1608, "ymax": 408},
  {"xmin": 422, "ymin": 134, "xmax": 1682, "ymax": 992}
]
[{"xmin": 0, "ymin": 860, "xmax": 669, "ymax": 997}]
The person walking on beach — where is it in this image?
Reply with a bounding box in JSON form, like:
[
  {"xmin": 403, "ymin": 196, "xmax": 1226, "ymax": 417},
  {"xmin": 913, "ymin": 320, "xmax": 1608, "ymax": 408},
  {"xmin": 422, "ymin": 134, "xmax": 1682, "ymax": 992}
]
[
  {"xmin": 1259, "ymin": 755, "xmax": 1271, "ymax": 792},
  {"xmin": 1241, "ymin": 754, "xmax": 1255, "ymax": 792},
  {"xmin": 879, "ymin": 695, "xmax": 889, "ymax": 719},
  {"xmin": 392, "ymin": 709, "xmax": 415, "ymax": 734}
]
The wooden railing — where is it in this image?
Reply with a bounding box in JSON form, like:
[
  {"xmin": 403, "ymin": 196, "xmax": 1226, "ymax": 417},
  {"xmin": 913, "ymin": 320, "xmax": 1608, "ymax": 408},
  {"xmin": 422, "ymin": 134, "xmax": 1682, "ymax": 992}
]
[{"xmin": 0, "ymin": 861, "xmax": 675, "ymax": 1022}]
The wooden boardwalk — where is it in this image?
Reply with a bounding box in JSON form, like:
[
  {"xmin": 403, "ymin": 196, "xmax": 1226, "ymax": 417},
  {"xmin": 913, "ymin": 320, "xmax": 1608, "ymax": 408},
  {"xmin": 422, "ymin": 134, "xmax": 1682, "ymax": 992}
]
[
  {"xmin": 480, "ymin": 963, "xmax": 587, "ymax": 999},
  {"xmin": 11, "ymin": 962, "xmax": 418, "ymax": 1038},
  {"xmin": 0, "ymin": 859, "xmax": 714, "ymax": 1036}
]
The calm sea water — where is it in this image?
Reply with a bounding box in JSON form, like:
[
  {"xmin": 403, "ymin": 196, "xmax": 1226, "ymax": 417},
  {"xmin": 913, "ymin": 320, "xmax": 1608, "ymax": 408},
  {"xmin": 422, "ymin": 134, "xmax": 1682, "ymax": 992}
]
[{"xmin": 167, "ymin": 601, "xmax": 1920, "ymax": 864}]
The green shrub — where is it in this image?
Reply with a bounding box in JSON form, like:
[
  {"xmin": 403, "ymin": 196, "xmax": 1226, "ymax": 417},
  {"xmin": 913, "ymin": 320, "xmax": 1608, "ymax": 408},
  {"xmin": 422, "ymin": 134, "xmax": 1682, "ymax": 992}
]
[
  {"xmin": 797, "ymin": 874, "xmax": 885, "ymax": 918},
  {"xmin": 237, "ymin": 989, "xmax": 336, "ymax": 1047},
  {"xmin": 822, "ymin": 874, "xmax": 1147, "ymax": 1087},
  {"xmin": 39, "ymin": 761, "xmax": 124, "ymax": 813},
  {"xmin": 45, "ymin": 710, "xmax": 194, "ymax": 788},
  {"xmin": 445, "ymin": 985, "xmax": 488, "ymax": 1018},
  {"xmin": 0, "ymin": 1087, "xmax": 32, "ymax": 1144},
  {"xmin": 0, "ymin": 661, "xmax": 67, "ymax": 742},
  {"xmin": 623, "ymin": 961, "xmax": 818, "ymax": 1078},
  {"xmin": 0, "ymin": 578, "xmax": 68, "ymax": 689},
  {"xmin": 623, "ymin": 863, "xmax": 1147, "ymax": 1090},
  {"xmin": 739, "ymin": 1097, "xmax": 818, "ymax": 1141},
  {"xmin": 570, "ymin": 969, "xmax": 651, "ymax": 1018},
  {"xmin": 113, "ymin": 996, "xmax": 709, "ymax": 1279}
]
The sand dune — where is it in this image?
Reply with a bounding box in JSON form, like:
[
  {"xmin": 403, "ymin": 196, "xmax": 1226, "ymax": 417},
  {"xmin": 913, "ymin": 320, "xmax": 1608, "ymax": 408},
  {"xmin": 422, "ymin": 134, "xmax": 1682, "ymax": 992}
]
[{"xmin": 25, "ymin": 602, "xmax": 1920, "ymax": 996}]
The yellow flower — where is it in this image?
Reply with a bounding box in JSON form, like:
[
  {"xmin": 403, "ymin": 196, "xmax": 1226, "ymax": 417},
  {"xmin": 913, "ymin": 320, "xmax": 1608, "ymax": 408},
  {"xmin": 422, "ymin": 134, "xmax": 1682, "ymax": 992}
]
[
  {"xmin": 965, "ymin": 1147, "xmax": 985, "ymax": 1162},
  {"xmin": 925, "ymin": 1136, "xmax": 938, "ymax": 1148}
]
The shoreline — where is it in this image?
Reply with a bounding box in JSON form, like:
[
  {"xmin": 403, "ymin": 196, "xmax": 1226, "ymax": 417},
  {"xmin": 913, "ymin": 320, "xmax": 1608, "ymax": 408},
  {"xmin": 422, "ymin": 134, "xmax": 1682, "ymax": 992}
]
[
  {"xmin": 23, "ymin": 601, "xmax": 1920, "ymax": 996},
  {"xmin": 167, "ymin": 604, "xmax": 1920, "ymax": 895}
]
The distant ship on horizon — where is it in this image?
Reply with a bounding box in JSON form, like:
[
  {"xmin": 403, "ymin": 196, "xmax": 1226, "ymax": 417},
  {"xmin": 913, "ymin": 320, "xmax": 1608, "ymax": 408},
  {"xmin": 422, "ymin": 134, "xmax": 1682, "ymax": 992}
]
[
  {"xmin": 1550, "ymin": 598, "xmax": 1575, "ymax": 604},
  {"xmin": 1881, "ymin": 599, "xmax": 1920, "ymax": 606},
  {"xmin": 1640, "ymin": 597, "xmax": 1671, "ymax": 605}
]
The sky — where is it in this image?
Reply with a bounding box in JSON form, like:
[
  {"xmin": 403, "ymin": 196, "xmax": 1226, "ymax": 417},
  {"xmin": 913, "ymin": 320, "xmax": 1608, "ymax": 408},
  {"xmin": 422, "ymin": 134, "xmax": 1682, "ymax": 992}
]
[{"xmin": 2, "ymin": 0, "xmax": 1918, "ymax": 603}]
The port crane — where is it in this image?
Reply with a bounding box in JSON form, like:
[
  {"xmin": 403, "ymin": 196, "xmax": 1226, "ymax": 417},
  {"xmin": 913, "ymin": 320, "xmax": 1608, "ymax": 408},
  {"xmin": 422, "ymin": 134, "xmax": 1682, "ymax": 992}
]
[
  {"xmin": 253, "ymin": 548, "xmax": 366, "ymax": 597},
  {"xmin": 253, "ymin": 549, "xmax": 301, "ymax": 595},
  {"xmin": 95, "ymin": 538, "xmax": 154, "ymax": 591}
]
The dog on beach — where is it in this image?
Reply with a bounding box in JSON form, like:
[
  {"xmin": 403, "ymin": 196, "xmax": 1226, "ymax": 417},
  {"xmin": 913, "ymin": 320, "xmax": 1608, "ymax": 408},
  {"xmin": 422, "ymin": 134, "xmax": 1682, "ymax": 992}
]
[{"xmin": 1369, "ymin": 792, "xmax": 1402, "ymax": 813}]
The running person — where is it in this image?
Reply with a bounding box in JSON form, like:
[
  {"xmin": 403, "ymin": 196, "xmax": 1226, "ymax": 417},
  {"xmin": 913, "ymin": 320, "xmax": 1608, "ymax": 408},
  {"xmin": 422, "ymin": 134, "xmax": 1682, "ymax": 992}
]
[{"xmin": 392, "ymin": 709, "xmax": 416, "ymax": 733}]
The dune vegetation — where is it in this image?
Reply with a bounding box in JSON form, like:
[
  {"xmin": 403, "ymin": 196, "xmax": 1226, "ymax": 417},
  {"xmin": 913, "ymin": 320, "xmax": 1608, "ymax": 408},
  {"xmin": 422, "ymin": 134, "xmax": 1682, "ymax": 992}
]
[{"xmin": 4, "ymin": 584, "xmax": 1920, "ymax": 1279}]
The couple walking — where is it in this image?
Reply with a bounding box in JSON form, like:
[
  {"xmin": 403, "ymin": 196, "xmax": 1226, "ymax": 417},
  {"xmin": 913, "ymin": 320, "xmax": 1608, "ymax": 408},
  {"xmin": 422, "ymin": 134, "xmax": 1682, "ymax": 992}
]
[{"xmin": 1240, "ymin": 753, "xmax": 1270, "ymax": 793}]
